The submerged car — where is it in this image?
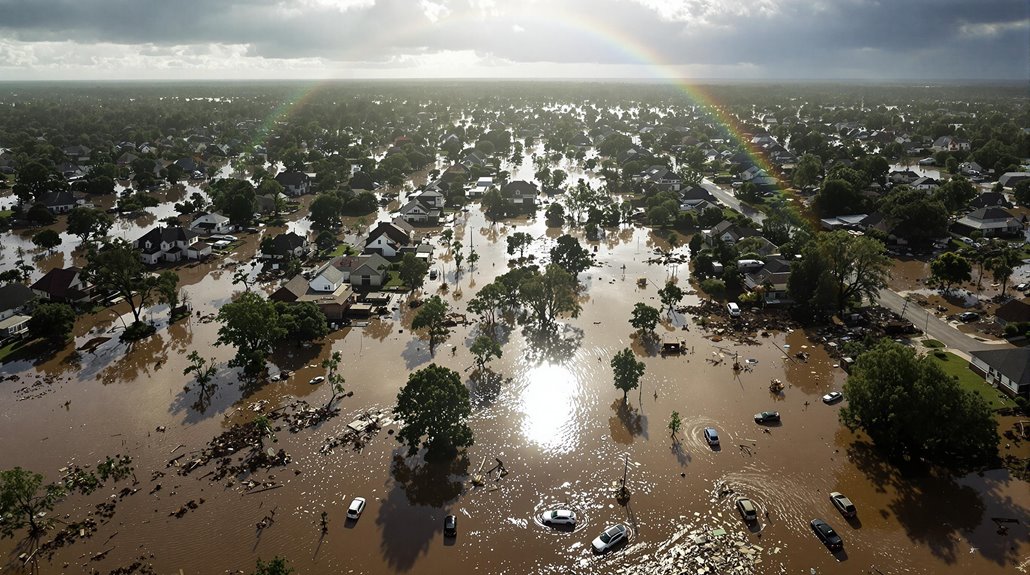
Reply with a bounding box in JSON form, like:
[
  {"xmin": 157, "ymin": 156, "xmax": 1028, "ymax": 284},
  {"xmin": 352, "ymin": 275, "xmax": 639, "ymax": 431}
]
[
  {"xmin": 540, "ymin": 509, "xmax": 577, "ymax": 526},
  {"xmin": 443, "ymin": 515, "xmax": 457, "ymax": 537},
  {"xmin": 309, "ymin": 376, "xmax": 325, "ymax": 385},
  {"xmin": 754, "ymin": 411, "xmax": 780, "ymax": 424},
  {"xmin": 735, "ymin": 498, "xmax": 758, "ymax": 523},
  {"xmin": 822, "ymin": 391, "xmax": 843, "ymax": 404},
  {"xmin": 703, "ymin": 427, "xmax": 720, "ymax": 447},
  {"xmin": 591, "ymin": 524, "xmax": 628, "ymax": 553},
  {"xmin": 830, "ymin": 492, "xmax": 857, "ymax": 518},
  {"xmin": 810, "ymin": 519, "xmax": 843, "ymax": 551},
  {"xmin": 346, "ymin": 497, "xmax": 365, "ymax": 520}
]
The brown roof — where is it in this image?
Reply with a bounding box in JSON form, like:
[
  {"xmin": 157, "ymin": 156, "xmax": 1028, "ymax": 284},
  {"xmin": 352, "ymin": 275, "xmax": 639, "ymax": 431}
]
[
  {"xmin": 30, "ymin": 267, "xmax": 82, "ymax": 299},
  {"xmin": 996, "ymin": 298, "xmax": 1030, "ymax": 324}
]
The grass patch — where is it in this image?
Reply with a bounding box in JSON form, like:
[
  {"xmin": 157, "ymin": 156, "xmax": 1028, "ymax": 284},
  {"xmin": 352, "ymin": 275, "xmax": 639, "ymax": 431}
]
[
  {"xmin": 0, "ymin": 338, "xmax": 54, "ymax": 364},
  {"xmin": 928, "ymin": 351, "xmax": 1017, "ymax": 411},
  {"xmin": 383, "ymin": 273, "xmax": 406, "ymax": 289},
  {"xmin": 329, "ymin": 243, "xmax": 353, "ymax": 257},
  {"xmin": 922, "ymin": 339, "xmax": 945, "ymax": 348}
]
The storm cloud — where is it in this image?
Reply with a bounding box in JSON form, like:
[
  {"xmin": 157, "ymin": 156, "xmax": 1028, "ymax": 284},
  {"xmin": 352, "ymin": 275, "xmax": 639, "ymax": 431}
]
[{"xmin": 0, "ymin": 0, "xmax": 1024, "ymax": 79}]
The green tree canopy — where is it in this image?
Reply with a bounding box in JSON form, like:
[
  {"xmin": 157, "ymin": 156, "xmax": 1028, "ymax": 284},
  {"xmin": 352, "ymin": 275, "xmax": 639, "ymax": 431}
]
[
  {"xmin": 658, "ymin": 280, "xmax": 685, "ymax": 313},
  {"xmin": 840, "ymin": 340, "xmax": 998, "ymax": 468},
  {"xmin": 519, "ymin": 264, "xmax": 581, "ymax": 327},
  {"xmin": 818, "ymin": 230, "xmax": 891, "ymax": 314},
  {"xmin": 85, "ymin": 239, "xmax": 156, "ymax": 326},
  {"xmin": 630, "ymin": 302, "xmax": 660, "ymax": 338},
  {"xmin": 215, "ymin": 291, "xmax": 286, "ymax": 377},
  {"xmin": 67, "ymin": 207, "xmax": 114, "ymax": 246},
  {"xmin": 394, "ymin": 364, "xmax": 473, "ymax": 460},
  {"xmin": 549, "ymin": 234, "xmax": 594, "ymax": 276},
  {"xmin": 399, "ymin": 253, "xmax": 429, "ymax": 291},
  {"xmin": 0, "ymin": 467, "xmax": 67, "ymax": 537},
  {"xmin": 929, "ymin": 251, "xmax": 972, "ymax": 291},
  {"xmin": 470, "ymin": 334, "xmax": 502, "ymax": 371},
  {"xmin": 28, "ymin": 302, "xmax": 76, "ymax": 346},
  {"xmin": 31, "ymin": 229, "xmax": 61, "ymax": 253},
  {"xmin": 411, "ymin": 295, "xmax": 451, "ymax": 354},
  {"xmin": 611, "ymin": 347, "xmax": 645, "ymax": 401}
]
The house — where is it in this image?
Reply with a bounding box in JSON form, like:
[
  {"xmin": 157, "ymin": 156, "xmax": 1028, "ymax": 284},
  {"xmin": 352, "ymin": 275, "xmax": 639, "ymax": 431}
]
[
  {"xmin": 639, "ymin": 166, "xmax": 682, "ymax": 192},
  {"xmin": 969, "ymin": 348, "xmax": 1030, "ymax": 399},
  {"xmin": 994, "ymin": 298, "xmax": 1030, "ymax": 326},
  {"xmin": 397, "ymin": 199, "xmax": 440, "ymax": 225},
  {"xmin": 968, "ymin": 192, "xmax": 1012, "ymax": 210},
  {"xmin": 460, "ymin": 151, "xmax": 490, "ymax": 169},
  {"xmin": 187, "ymin": 241, "xmax": 212, "ymax": 260},
  {"xmin": 704, "ymin": 220, "xmax": 757, "ymax": 245},
  {"xmin": 500, "ymin": 180, "xmax": 539, "ymax": 209},
  {"xmin": 411, "ymin": 188, "xmax": 446, "ymax": 209},
  {"xmin": 958, "ymin": 161, "xmax": 985, "ymax": 176},
  {"xmin": 680, "ymin": 185, "xmax": 717, "ymax": 208},
  {"xmin": 889, "ymin": 170, "xmax": 919, "ymax": 185},
  {"xmin": 998, "ymin": 172, "xmax": 1030, "ymax": 189},
  {"xmin": 0, "ymin": 283, "xmax": 34, "ymax": 338},
  {"xmin": 955, "ymin": 207, "xmax": 1024, "ymax": 238},
  {"xmin": 274, "ymin": 171, "xmax": 311, "ymax": 196},
  {"xmin": 742, "ymin": 257, "xmax": 793, "ymax": 304},
  {"xmin": 62, "ymin": 145, "xmax": 92, "ymax": 163},
  {"xmin": 30, "ymin": 267, "xmax": 91, "ymax": 303},
  {"xmin": 261, "ymin": 232, "xmax": 309, "ymax": 260},
  {"xmin": 315, "ymin": 253, "xmax": 391, "ymax": 288},
  {"xmin": 133, "ymin": 226, "xmax": 200, "ymax": 264},
  {"xmin": 269, "ymin": 276, "xmax": 355, "ymax": 322},
  {"xmin": 931, "ymin": 136, "xmax": 971, "ymax": 152},
  {"xmin": 911, "ymin": 176, "xmax": 939, "ymax": 191},
  {"xmin": 189, "ymin": 212, "xmax": 233, "ymax": 235},
  {"xmin": 468, "ymin": 177, "xmax": 494, "ymax": 198},
  {"xmin": 440, "ymin": 163, "xmax": 469, "ymax": 184},
  {"xmin": 40, "ymin": 190, "xmax": 82, "ymax": 214},
  {"xmin": 364, "ymin": 219, "xmax": 416, "ymax": 257}
]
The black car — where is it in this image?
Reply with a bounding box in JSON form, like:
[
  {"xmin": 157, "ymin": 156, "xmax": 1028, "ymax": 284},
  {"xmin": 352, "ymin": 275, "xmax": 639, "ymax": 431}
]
[
  {"xmin": 959, "ymin": 311, "xmax": 980, "ymax": 322},
  {"xmin": 444, "ymin": 515, "xmax": 457, "ymax": 537},
  {"xmin": 754, "ymin": 411, "xmax": 781, "ymax": 424},
  {"xmin": 810, "ymin": 519, "xmax": 843, "ymax": 551}
]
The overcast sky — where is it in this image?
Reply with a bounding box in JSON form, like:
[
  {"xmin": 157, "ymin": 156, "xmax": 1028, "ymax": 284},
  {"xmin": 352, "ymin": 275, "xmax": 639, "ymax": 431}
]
[{"xmin": 0, "ymin": 0, "xmax": 1026, "ymax": 81}]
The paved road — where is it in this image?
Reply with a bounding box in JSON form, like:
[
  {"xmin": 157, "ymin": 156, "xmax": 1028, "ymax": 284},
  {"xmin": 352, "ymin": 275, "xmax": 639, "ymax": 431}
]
[
  {"xmin": 875, "ymin": 289, "xmax": 1010, "ymax": 357},
  {"xmin": 700, "ymin": 178, "xmax": 1009, "ymax": 357}
]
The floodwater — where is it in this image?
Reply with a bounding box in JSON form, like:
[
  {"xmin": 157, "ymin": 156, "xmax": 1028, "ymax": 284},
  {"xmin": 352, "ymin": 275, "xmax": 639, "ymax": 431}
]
[{"xmin": 2, "ymin": 200, "xmax": 1029, "ymax": 574}]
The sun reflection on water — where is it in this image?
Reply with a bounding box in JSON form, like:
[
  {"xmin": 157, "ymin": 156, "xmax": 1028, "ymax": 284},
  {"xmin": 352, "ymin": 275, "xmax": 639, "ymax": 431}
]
[{"xmin": 519, "ymin": 363, "xmax": 584, "ymax": 454}]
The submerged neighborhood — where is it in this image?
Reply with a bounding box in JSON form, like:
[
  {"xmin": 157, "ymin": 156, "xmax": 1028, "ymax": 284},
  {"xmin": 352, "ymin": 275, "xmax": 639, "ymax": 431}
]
[{"xmin": 0, "ymin": 81, "xmax": 1028, "ymax": 574}]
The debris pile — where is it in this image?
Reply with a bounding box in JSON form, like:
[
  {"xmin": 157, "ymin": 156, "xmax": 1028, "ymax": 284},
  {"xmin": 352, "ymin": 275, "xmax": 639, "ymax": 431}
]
[
  {"xmin": 625, "ymin": 525, "xmax": 767, "ymax": 575},
  {"xmin": 320, "ymin": 409, "xmax": 393, "ymax": 454}
]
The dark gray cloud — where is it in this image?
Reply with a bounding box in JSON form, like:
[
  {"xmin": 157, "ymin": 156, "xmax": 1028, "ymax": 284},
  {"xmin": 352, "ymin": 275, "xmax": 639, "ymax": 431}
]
[{"xmin": 0, "ymin": 0, "xmax": 1025, "ymax": 79}]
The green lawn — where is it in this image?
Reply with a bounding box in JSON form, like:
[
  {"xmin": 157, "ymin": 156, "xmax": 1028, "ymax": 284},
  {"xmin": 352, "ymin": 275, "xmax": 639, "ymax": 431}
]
[
  {"xmin": 928, "ymin": 351, "xmax": 1017, "ymax": 411},
  {"xmin": 329, "ymin": 243, "xmax": 353, "ymax": 257},
  {"xmin": 922, "ymin": 339, "xmax": 945, "ymax": 348}
]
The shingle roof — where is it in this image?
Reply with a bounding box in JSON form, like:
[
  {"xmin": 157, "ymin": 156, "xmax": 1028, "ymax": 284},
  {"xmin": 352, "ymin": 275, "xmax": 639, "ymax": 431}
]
[
  {"xmin": 30, "ymin": 267, "xmax": 81, "ymax": 299},
  {"xmin": 0, "ymin": 283, "xmax": 35, "ymax": 313},
  {"xmin": 971, "ymin": 348, "xmax": 1030, "ymax": 388}
]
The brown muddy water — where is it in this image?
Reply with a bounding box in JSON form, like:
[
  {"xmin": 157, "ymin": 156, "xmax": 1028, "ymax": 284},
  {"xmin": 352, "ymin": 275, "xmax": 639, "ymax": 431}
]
[{"xmin": 1, "ymin": 204, "xmax": 1028, "ymax": 574}]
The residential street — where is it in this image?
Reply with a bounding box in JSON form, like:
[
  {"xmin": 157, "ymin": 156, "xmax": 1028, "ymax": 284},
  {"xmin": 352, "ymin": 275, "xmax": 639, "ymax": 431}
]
[{"xmin": 701, "ymin": 179, "xmax": 1010, "ymax": 358}]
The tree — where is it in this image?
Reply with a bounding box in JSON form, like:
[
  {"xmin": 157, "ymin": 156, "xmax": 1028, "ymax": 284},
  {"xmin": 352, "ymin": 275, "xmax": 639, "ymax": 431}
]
[
  {"xmin": 470, "ymin": 334, "xmax": 502, "ymax": 371},
  {"xmin": 253, "ymin": 556, "xmax": 294, "ymax": 575},
  {"xmin": 668, "ymin": 411, "xmax": 682, "ymax": 438},
  {"xmin": 466, "ymin": 282, "xmax": 504, "ymax": 328},
  {"xmin": 321, "ymin": 351, "xmax": 346, "ymax": 409},
  {"xmin": 67, "ymin": 207, "xmax": 113, "ymax": 246},
  {"xmin": 818, "ymin": 231, "xmax": 891, "ymax": 314},
  {"xmin": 988, "ymin": 256, "xmax": 1014, "ymax": 296},
  {"xmin": 658, "ymin": 280, "xmax": 684, "ymax": 313},
  {"xmin": 411, "ymin": 295, "xmax": 451, "ymax": 355},
  {"xmin": 28, "ymin": 303, "xmax": 76, "ymax": 346},
  {"xmin": 549, "ymin": 234, "xmax": 594, "ymax": 276},
  {"xmin": 0, "ymin": 467, "xmax": 66, "ymax": 537},
  {"xmin": 211, "ymin": 179, "xmax": 256, "ymax": 227},
  {"xmin": 814, "ymin": 178, "xmax": 864, "ymax": 217},
  {"xmin": 929, "ymin": 251, "xmax": 971, "ymax": 291},
  {"xmin": 183, "ymin": 351, "xmax": 217, "ymax": 396},
  {"xmin": 394, "ymin": 364, "xmax": 473, "ymax": 460},
  {"xmin": 630, "ymin": 303, "xmax": 660, "ymax": 338},
  {"xmin": 737, "ymin": 181, "xmax": 762, "ymax": 203},
  {"xmin": 840, "ymin": 339, "xmax": 997, "ymax": 468},
  {"xmin": 481, "ymin": 188, "xmax": 508, "ymax": 223},
  {"xmin": 611, "ymin": 347, "xmax": 645, "ymax": 402},
  {"xmin": 31, "ymin": 229, "xmax": 61, "ymax": 253},
  {"xmin": 506, "ymin": 232, "xmax": 534, "ymax": 259},
  {"xmin": 215, "ymin": 291, "xmax": 286, "ymax": 377},
  {"xmin": 934, "ymin": 177, "xmax": 977, "ymax": 213},
  {"xmin": 309, "ymin": 193, "xmax": 344, "ymax": 230},
  {"xmin": 85, "ymin": 239, "xmax": 156, "ymax": 326},
  {"xmin": 27, "ymin": 203, "xmax": 56, "ymax": 225},
  {"xmin": 258, "ymin": 179, "xmax": 286, "ymax": 216},
  {"xmin": 467, "ymin": 249, "xmax": 479, "ymax": 271},
  {"xmin": 276, "ymin": 301, "xmax": 329, "ymax": 343},
  {"xmin": 398, "ymin": 253, "xmax": 429, "ymax": 291},
  {"xmin": 787, "ymin": 241, "xmax": 836, "ymax": 316},
  {"xmin": 793, "ymin": 153, "xmax": 823, "ymax": 188},
  {"xmin": 155, "ymin": 271, "xmax": 180, "ymax": 311},
  {"xmin": 1014, "ymin": 180, "xmax": 1030, "ymax": 206},
  {"xmin": 878, "ymin": 188, "xmax": 949, "ymax": 246},
  {"xmin": 545, "ymin": 203, "xmax": 565, "ymax": 227},
  {"xmin": 520, "ymin": 264, "xmax": 581, "ymax": 327}
]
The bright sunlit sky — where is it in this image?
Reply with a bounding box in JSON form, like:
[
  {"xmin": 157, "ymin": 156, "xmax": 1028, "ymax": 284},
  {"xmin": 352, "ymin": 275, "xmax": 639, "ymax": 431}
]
[{"xmin": 0, "ymin": 0, "xmax": 1026, "ymax": 81}]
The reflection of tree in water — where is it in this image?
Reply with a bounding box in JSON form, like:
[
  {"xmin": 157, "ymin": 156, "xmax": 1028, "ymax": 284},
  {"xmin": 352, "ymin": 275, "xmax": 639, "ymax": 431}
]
[
  {"xmin": 522, "ymin": 324, "xmax": 583, "ymax": 365},
  {"xmin": 166, "ymin": 318, "xmax": 194, "ymax": 354},
  {"xmin": 608, "ymin": 398, "xmax": 648, "ymax": 444},
  {"xmin": 604, "ymin": 227, "xmax": 636, "ymax": 250},
  {"xmin": 364, "ymin": 317, "xmax": 394, "ymax": 341},
  {"xmin": 390, "ymin": 453, "xmax": 468, "ymax": 507},
  {"xmin": 98, "ymin": 334, "xmax": 169, "ymax": 385},
  {"xmin": 628, "ymin": 332, "xmax": 660, "ymax": 358},
  {"xmin": 469, "ymin": 369, "xmax": 505, "ymax": 408},
  {"xmin": 845, "ymin": 440, "xmax": 1022, "ymax": 565},
  {"xmin": 479, "ymin": 225, "xmax": 500, "ymax": 244}
]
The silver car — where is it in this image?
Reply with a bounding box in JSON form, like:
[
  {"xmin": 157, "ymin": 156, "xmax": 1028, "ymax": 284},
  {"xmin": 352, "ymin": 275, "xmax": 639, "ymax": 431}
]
[{"xmin": 591, "ymin": 524, "xmax": 627, "ymax": 552}]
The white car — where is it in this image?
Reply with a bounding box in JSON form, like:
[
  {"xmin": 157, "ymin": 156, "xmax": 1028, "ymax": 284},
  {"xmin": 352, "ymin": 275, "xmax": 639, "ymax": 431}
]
[
  {"xmin": 703, "ymin": 427, "xmax": 720, "ymax": 447},
  {"xmin": 540, "ymin": 509, "xmax": 577, "ymax": 526},
  {"xmin": 822, "ymin": 391, "xmax": 843, "ymax": 404},
  {"xmin": 347, "ymin": 497, "xmax": 366, "ymax": 520},
  {"xmin": 591, "ymin": 524, "xmax": 628, "ymax": 553},
  {"xmin": 309, "ymin": 376, "xmax": 325, "ymax": 385}
]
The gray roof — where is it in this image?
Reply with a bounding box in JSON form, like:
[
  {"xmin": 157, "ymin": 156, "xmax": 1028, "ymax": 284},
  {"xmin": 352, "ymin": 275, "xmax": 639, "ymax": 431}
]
[
  {"xmin": 970, "ymin": 348, "xmax": 1030, "ymax": 388},
  {"xmin": 0, "ymin": 283, "xmax": 35, "ymax": 312}
]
